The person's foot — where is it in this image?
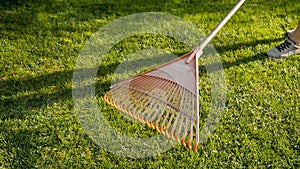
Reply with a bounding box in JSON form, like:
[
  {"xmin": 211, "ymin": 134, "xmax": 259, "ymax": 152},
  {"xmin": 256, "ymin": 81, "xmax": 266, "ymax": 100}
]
[
  {"xmin": 286, "ymin": 29, "xmax": 295, "ymax": 38},
  {"xmin": 266, "ymin": 38, "xmax": 300, "ymax": 59}
]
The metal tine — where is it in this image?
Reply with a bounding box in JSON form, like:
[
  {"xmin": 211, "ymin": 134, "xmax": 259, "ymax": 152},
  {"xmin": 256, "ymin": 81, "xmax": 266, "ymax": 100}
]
[
  {"xmin": 176, "ymin": 89, "xmax": 196, "ymax": 143},
  {"xmin": 148, "ymin": 103, "xmax": 167, "ymax": 129},
  {"xmin": 152, "ymin": 83, "xmax": 177, "ymax": 131},
  {"xmin": 116, "ymin": 86, "xmax": 139, "ymax": 114},
  {"xmin": 109, "ymin": 73, "xmax": 198, "ymax": 148},
  {"xmin": 128, "ymin": 77, "xmax": 156, "ymax": 120},
  {"xmin": 103, "ymin": 91, "xmax": 112, "ymax": 106},
  {"xmin": 164, "ymin": 108, "xmax": 176, "ymax": 136},
  {"xmin": 181, "ymin": 114, "xmax": 191, "ymax": 147},
  {"xmin": 156, "ymin": 83, "xmax": 179, "ymax": 133},
  {"xmin": 106, "ymin": 70, "xmax": 197, "ymax": 149},
  {"xmin": 144, "ymin": 98, "xmax": 161, "ymax": 127},
  {"xmin": 133, "ymin": 76, "xmax": 172, "ymax": 124},
  {"xmin": 111, "ymin": 84, "xmax": 134, "ymax": 114},
  {"xmin": 145, "ymin": 97, "xmax": 165, "ymax": 128}
]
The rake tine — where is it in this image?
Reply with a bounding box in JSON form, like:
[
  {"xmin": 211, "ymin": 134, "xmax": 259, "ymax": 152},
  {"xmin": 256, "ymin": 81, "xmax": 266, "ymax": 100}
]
[
  {"xmin": 167, "ymin": 86, "xmax": 186, "ymax": 137},
  {"xmin": 145, "ymin": 101, "xmax": 160, "ymax": 128},
  {"xmin": 169, "ymin": 112, "xmax": 180, "ymax": 138},
  {"xmin": 175, "ymin": 88, "xmax": 192, "ymax": 142},
  {"xmin": 151, "ymin": 80, "xmax": 178, "ymax": 129},
  {"xmin": 181, "ymin": 99, "xmax": 193, "ymax": 147},
  {"xmin": 125, "ymin": 90, "xmax": 146, "ymax": 118},
  {"xmin": 145, "ymin": 79, "xmax": 173, "ymax": 126},
  {"xmin": 111, "ymin": 80, "xmax": 149, "ymax": 122},
  {"xmin": 134, "ymin": 76, "xmax": 166, "ymax": 119},
  {"xmin": 104, "ymin": 0, "xmax": 245, "ymax": 152},
  {"xmin": 186, "ymin": 89, "xmax": 196, "ymax": 150},
  {"xmin": 181, "ymin": 117, "xmax": 189, "ymax": 147},
  {"xmin": 164, "ymin": 109, "xmax": 175, "ymax": 137},
  {"xmin": 169, "ymin": 88, "xmax": 187, "ymax": 138},
  {"xmin": 187, "ymin": 120, "xmax": 195, "ymax": 150},
  {"xmin": 175, "ymin": 114, "xmax": 185, "ymax": 143},
  {"xmin": 154, "ymin": 82, "xmax": 178, "ymax": 126},
  {"xmin": 159, "ymin": 82, "xmax": 183, "ymax": 134}
]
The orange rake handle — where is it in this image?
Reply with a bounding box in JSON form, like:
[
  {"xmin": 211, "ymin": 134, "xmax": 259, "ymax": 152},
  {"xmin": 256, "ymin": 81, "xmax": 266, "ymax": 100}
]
[{"xmin": 186, "ymin": 0, "xmax": 246, "ymax": 64}]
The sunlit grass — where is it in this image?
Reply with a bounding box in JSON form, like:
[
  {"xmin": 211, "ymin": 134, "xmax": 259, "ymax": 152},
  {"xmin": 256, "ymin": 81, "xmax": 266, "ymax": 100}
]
[{"xmin": 0, "ymin": 0, "xmax": 299, "ymax": 168}]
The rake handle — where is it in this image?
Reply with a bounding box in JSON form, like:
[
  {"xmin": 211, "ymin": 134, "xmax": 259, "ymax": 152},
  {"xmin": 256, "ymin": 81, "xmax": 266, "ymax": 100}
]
[{"xmin": 185, "ymin": 0, "xmax": 245, "ymax": 64}]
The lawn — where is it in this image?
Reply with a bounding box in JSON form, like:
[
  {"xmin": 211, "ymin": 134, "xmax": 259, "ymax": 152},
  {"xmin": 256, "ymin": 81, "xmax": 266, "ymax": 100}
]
[{"xmin": 0, "ymin": 0, "xmax": 299, "ymax": 168}]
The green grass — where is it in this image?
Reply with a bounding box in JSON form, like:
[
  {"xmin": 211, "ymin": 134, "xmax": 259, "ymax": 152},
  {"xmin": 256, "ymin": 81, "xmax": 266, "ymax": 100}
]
[{"xmin": 1, "ymin": 0, "xmax": 299, "ymax": 168}]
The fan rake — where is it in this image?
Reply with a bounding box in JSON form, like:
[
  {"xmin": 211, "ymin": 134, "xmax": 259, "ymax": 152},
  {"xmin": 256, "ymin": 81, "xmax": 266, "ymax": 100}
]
[{"xmin": 104, "ymin": 0, "xmax": 245, "ymax": 151}]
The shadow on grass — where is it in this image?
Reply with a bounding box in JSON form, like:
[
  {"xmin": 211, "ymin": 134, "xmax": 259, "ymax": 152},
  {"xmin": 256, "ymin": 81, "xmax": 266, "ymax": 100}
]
[
  {"xmin": 0, "ymin": 37, "xmax": 284, "ymax": 167},
  {"xmin": 0, "ymin": 0, "xmax": 297, "ymax": 34},
  {"xmin": 215, "ymin": 37, "xmax": 284, "ymax": 54},
  {"xmin": 0, "ymin": 52, "xmax": 269, "ymax": 168},
  {"xmin": 0, "ymin": 0, "xmax": 298, "ymax": 167},
  {"xmin": 217, "ymin": 37, "xmax": 285, "ymax": 69},
  {"xmin": 0, "ymin": 35, "xmax": 276, "ymax": 121},
  {"xmin": 0, "ymin": 68, "xmax": 106, "ymax": 120}
]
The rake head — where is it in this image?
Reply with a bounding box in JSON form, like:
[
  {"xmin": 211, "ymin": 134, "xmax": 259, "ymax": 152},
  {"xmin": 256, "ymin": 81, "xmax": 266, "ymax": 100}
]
[
  {"xmin": 104, "ymin": 50, "xmax": 200, "ymax": 151},
  {"xmin": 103, "ymin": 0, "xmax": 245, "ymax": 152}
]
